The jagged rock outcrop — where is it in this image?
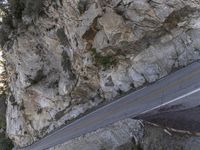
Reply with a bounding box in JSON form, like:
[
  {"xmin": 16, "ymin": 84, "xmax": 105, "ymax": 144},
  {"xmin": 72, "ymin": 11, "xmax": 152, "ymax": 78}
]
[
  {"xmin": 2, "ymin": 0, "xmax": 200, "ymax": 147},
  {"xmin": 49, "ymin": 119, "xmax": 144, "ymax": 150},
  {"xmin": 49, "ymin": 119, "xmax": 200, "ymax": 150}
]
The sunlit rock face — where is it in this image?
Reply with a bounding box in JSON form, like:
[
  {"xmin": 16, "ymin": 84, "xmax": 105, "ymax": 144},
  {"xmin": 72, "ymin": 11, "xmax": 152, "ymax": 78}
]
[{"xmin": 3, "ymin": 0, "xmax": 200, "ymax": 147}]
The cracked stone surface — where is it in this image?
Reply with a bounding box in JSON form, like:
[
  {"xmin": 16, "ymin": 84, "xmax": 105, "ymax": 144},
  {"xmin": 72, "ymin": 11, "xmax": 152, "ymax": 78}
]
[
  {"xmin": 49, "ymin": 119, "xmax": 200, "ymax": 150},
  {"xmin": 2, "ymin": 0, "xmax": 200, "ymax": 147}
]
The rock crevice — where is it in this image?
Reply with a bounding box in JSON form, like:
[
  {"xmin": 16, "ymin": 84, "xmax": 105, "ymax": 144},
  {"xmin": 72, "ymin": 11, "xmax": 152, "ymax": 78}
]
[{"xmin": 1, "ymin": 0, "xmax": 200, "ymax": 147}]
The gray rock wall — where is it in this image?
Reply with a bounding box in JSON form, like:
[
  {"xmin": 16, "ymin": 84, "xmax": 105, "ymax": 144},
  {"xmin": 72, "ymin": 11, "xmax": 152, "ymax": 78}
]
[{"xmin": 2, "ymin": 0, "xmax": 200, "ymax": 147}]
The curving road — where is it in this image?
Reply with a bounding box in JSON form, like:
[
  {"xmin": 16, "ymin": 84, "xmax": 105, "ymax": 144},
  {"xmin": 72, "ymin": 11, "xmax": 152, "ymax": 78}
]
[{"xmin": 21, "ymin": 61, "xmax": 200, "ymax": 150}]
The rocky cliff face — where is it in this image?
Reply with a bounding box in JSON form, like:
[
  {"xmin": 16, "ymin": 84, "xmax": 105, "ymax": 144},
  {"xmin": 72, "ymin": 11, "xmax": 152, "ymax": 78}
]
[{"xmin": 2, "ymin": 0, "xmax": 200, "ymax": 147}]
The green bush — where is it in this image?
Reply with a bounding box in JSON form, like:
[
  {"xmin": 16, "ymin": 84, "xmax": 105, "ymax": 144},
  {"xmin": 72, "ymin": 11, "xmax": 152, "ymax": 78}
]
[
  {"xmin": 0, "ymin": 135, "xmax": 13, "ymax": 150},
  {"xmin": 91, "ymin": 48, "xmax": 117, "ymax": 69},
  {"xmin": 8, "ymin": 0, "xmax": 25, "ymax": 19}
]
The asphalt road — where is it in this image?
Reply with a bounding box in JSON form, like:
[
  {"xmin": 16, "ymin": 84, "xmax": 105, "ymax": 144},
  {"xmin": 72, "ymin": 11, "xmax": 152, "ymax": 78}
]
[{"xmin": 21, "ymin": 61, "xmax": 200, "ymax": 150}]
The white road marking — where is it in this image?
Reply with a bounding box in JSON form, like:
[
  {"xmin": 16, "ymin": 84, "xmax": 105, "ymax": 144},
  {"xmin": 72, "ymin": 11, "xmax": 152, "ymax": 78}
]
[
  {"xmin": 37, "ymin": 86, "xmax": 149, "ymax": 141},
  {"xmin": 23, "ymin": 62, "xmax": 200, "ymax": 150},
  {"xmin": 27, "ymin": 87, "xmax": 200, "ymax": 150},
  {"xmin": 139, "ymin": 87, "xmax": 200, "ymax": 115}
]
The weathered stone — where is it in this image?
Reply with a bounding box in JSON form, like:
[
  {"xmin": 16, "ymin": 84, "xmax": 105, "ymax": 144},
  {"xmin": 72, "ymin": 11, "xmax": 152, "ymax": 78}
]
[
  {"xmin": 2, "ymin": 0, "xmax": 200, "ymax": 147},
  {"xmin": 48, "ymin": 119, "xmax": 143, "ymax": 150},
  {"xmin": 48, "ymin": 119, "xmax": 200, "ymax": 150}
]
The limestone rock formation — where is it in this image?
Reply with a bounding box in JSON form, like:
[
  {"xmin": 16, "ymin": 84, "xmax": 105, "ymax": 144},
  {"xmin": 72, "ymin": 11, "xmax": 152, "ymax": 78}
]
[
  {"xmin": 49, "ymin": 119, "xmax": 200, "ymax": 150},
  {"xmin": 49, "ymin": 119, "xmax": 144, "ymax": 150},
  {"xmin": 2, "ymin": 0, "xmax": 200, "ymax": 147}
]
